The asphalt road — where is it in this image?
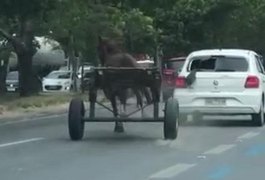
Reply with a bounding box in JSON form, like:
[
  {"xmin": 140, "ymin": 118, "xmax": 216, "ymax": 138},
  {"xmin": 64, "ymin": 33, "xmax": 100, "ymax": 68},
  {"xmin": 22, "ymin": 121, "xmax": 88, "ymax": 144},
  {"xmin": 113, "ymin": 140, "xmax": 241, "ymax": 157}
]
[{"xmin": 0, "ymin": 101, "xmax": 265, "ymax": 180}]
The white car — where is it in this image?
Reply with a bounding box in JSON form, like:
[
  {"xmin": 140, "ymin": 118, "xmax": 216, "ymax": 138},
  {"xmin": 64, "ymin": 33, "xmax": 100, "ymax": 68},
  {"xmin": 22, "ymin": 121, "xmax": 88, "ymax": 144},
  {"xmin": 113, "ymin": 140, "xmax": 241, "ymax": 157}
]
[
  {"xmin": 77, "ymin": 65, "xmax": 94, "ymax": 79},
  {"xmin": 174, "ymin": 49, "xmax": 265, "ymax": 126},
  {"xmin": 42, "ymin": 70, "xmax": 73, "ymax": 92},
  {"xmin": 137, "ymin": 59, "xmax": 154, "ymax": 68}
]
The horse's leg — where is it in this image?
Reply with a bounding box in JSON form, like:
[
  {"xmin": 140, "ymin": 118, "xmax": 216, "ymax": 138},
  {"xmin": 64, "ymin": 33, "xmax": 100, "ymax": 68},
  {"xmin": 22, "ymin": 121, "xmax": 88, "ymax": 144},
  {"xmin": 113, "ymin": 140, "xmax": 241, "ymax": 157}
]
[
  {"xmin": 120, "ymin": 90, "xmax": 127, "ymax": 116},
  {"xmin": 143, "ymin": 87, "xmax": 152, "ymax": 104},
  {"xmin": 111, "ymin": 92, "xmax": 126, "ymax": 133},
  {"xmin": 133, "ymin": 88, "xmax": 143, "ymax": 109},
  {"xmin": 110, "ymin": 94, "xmax": 124, "ymax": 133},
  {"xmin": 115, "ymin": 89, "xmax": 128, "ymax": 132},
  {"xmin": 132, "ymin": 88, "xmax": 146, "ymax": 117}
]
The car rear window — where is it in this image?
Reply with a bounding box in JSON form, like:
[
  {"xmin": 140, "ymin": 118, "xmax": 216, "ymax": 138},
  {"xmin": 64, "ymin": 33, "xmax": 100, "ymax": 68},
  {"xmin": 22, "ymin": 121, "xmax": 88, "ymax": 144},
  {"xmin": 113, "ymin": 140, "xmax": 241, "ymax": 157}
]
[
  {"xmin": 6, "ymin": 72, "xmax": 18, "ymax": 80},
  {"xmin": 188, "ymin": 56, "xmax": 249, "ymax": 72}
]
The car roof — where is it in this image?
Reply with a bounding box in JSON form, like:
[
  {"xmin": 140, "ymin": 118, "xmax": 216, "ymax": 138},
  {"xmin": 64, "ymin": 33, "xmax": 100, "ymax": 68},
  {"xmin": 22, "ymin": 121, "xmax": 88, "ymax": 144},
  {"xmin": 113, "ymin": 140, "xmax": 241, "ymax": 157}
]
[
  {"xmin": 165, "ymin": 57, "xmax": 186, "ymax": 61},
  {"xmin": 137, "ymin": 60, "xmax": 154, "ymax": 63},
  {"xmin": 51, "ymin": 70, "xmax": 71, "ymax": 73},
  {"xmin": 8, "ymin": 71, "xmax": 18, "ymax": 74},
  {"xmin": 188, "ymin": 49, "xmax": 258, "ymax": 58}
]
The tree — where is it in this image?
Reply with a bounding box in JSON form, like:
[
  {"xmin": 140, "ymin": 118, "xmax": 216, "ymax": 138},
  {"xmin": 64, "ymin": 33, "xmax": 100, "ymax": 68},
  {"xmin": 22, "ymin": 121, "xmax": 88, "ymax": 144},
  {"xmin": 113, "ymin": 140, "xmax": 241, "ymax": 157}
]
[{"xmin": 0, "ymin": 0, "xmax": 56, "ymax": 96}]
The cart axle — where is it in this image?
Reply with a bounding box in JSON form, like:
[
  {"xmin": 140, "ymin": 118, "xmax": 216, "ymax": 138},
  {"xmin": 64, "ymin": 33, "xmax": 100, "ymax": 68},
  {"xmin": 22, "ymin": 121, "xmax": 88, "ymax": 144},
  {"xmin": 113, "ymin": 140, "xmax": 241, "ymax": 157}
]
[{"xmin": 82, "ymin": 117, "xmax": 164, "ymax": 123}]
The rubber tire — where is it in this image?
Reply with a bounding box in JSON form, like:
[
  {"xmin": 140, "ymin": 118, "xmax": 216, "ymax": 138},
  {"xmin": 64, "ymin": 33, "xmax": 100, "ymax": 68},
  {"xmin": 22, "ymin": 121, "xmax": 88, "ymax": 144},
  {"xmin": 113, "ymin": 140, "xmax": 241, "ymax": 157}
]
[
  {"xmin": 68, "ymin": 98, "xmax": 85, "ymax": 140},
  {"xmin": 251, "ymin": 102, "xmax": 264, "ymax": 127},
  {"xmin": 164, "ymin": 97, "xmax": 179, "ymax": 140}
]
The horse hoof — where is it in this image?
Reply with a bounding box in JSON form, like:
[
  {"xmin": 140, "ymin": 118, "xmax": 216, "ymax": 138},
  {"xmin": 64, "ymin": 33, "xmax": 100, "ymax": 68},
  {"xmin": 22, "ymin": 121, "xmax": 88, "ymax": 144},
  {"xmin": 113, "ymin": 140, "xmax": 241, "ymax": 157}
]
[
  {"xmin": 114, "ymin": 122, "xmax": 124, "ymax": 133},
  {"xmin": 114, "ymin": 123, "xmax": 124, "ymax": 133}
]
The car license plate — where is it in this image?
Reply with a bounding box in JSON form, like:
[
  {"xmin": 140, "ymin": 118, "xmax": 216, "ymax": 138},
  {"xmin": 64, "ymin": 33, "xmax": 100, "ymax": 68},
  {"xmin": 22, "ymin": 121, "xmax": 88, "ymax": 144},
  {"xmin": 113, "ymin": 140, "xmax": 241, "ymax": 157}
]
[
  {"xmin": 205, "ymin": 98, "xmax": 226, "ymax": 106},
  {"xmin": 7, "ymin": 87, "xmax": 16, "ymax": 92}
]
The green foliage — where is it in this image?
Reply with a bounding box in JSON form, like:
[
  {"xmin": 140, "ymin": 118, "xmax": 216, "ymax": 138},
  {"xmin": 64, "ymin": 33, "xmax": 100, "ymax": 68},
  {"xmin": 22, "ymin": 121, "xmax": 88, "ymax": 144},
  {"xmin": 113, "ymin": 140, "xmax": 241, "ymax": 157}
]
[{"xmin": 2, "ymin": 0, "xmax": 265, "ymax": 64}]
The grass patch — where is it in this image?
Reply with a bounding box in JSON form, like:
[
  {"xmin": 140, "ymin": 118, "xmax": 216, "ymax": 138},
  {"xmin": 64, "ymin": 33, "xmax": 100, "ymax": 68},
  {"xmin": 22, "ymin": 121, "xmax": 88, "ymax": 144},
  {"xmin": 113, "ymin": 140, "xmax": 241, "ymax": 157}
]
[{"xmin": 0, "ymin": 93, "xmax": 87, "ymax": 111}]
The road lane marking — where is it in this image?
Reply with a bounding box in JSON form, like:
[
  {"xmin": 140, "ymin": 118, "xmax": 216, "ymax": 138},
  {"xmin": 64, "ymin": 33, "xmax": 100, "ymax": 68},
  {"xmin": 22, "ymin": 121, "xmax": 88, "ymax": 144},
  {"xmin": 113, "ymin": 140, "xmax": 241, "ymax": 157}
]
[
  {"xmin": 208, "ymin": 165, "xmax": 232, "ymax": 180},
  {"xmin": 0, "ymin": 114, "xmax": 67, "ymax": 127},
  {"xmin": 0, "ymin": 138, "xmax": 44, "ymax": 148},
  {"xmin": 149, "ymin": 163, "xmax": 196, "ymax": 179},
  {"xmin": 203, "ymin": 144, "xmax": 236, "ymax": 155},
  {"xmin": 237, "ymin": 132, "xmax": 260, "ymax": 141},
  {"xmin": 245, "ymin": 144, "xmax": 265, "ymax": 156}
]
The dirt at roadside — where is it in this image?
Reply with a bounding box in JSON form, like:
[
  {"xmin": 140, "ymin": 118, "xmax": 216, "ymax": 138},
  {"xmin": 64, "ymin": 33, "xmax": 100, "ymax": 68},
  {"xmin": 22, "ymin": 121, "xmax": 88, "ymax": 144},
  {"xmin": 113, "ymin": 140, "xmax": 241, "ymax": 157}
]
[{"xmin": 0, "ymin": 103, "xmax": 69, "ymax": 120}]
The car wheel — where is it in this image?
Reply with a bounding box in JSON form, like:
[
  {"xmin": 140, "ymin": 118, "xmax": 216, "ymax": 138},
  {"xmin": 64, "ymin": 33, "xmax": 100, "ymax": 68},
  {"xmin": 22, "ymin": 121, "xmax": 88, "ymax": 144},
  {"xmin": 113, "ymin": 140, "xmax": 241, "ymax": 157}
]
[{"xmin": 251, "ymin": 102, "xmax": 264, "ymax": 127}]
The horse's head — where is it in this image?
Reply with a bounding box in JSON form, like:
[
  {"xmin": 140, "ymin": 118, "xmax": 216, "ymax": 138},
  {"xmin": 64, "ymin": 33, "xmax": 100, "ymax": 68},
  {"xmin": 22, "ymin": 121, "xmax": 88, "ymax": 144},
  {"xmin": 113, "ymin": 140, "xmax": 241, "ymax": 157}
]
[{"xmin": 97, "ymin": 36, "xmax": 121, "ymax": 66}]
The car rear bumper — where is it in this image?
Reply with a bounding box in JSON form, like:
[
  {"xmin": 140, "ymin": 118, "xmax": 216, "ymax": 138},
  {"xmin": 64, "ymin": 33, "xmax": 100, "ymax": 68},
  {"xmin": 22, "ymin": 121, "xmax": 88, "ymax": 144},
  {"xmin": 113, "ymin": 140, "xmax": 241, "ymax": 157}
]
[
  {"xmin": 179, "ymin": 106, "xmax": 257, "ymax": 115},
  {"xmin": 174, "ymin": 90, "xmax": 262, "ymax": 115}
]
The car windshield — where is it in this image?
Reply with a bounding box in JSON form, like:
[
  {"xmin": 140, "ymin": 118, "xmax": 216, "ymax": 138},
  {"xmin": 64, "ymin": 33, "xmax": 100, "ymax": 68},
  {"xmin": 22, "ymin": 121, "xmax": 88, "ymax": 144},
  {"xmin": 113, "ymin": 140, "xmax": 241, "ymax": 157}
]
[
  {"xmin": 6, "ymin": 72, "xmax": 18, "ymax": 80},
  {"xmin": 188, "ymin": 56, "xmax": 249, "ymax": 72},
  {"xmin": 163, "ymin": 60, "xmax": 185, "ymax": 71},
  {"xmin": 46, "ymin": 71, "xmax": 71, "ymax": 79}
]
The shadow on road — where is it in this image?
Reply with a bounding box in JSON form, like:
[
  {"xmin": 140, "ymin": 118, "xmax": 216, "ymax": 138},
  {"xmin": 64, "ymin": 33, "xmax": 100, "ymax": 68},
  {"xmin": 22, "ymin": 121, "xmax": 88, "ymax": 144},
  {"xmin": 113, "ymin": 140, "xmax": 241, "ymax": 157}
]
[
  {"xmin": 181, "ymin": 119, "xmax": 256, "ymax": 127},
  {"xmin": 85, "ymin": 134, "xmax": 157, "ymax": 143},
  {"xmin": 57, "ymin": 130, "xmax": 158, "ymax": 144}
]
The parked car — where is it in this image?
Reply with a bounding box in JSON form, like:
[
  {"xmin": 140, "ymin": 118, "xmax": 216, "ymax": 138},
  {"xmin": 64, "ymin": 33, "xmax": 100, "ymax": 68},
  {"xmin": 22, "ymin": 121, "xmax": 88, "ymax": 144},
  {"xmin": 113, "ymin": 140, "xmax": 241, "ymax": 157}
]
[
  {"xmin": 80, "ymin": 70, "xmax": 95, "ymax": 91},
  {"xmin": 137, "ymin": 59, "xmax": 154, "ymax": 68},
  {"xmin": 174, "ymin": 49, "xmax": 265, "ymax": 126},
  {"xmin": 42, "ymin": 70, "xmax": 74, "ymax": 92},
  {"xmin": 5, "ymin": 71, "xmax": 19, "ymax": 92},
  {"xmin": 77, "ymin": 65, "xmax": 94, "ymax": 79},
  {"xmin": 162, "ymin": 57, "xmax": 186, "ymax": 101}
]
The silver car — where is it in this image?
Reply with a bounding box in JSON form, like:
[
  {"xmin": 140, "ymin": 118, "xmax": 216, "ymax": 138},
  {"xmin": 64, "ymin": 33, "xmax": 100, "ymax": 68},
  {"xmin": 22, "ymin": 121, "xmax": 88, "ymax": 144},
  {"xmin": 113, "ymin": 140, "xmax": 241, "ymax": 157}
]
[{"xmin": 5, "ymin": 71, "xmax": 19, "ymax": 92}]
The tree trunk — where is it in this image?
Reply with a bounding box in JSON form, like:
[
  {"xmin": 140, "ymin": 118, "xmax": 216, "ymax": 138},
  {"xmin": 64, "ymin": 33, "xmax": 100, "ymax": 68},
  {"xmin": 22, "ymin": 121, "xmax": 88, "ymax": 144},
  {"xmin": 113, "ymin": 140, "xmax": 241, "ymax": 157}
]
[
  {"xmin": 68, "ymin": 50, "xmax": 78, "ymax": 92},
  {"xmin": 0, "ymin": 21, "xmax": 38, "ymax": 97},
  {"xmin": 17, "ymin": 53, "xmax": 35, "ymax": 96},
  {"xmin": 68, "ymin": 33, "xmax": 78, "ymax": 93},
  {"xmin": 17, "ymin": 20, "xmax": 38, "ymax": 97}
]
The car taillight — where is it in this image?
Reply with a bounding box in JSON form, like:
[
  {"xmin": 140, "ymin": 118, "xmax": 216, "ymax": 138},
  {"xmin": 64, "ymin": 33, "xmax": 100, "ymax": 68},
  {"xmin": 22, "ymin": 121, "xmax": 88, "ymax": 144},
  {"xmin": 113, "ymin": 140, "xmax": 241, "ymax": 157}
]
[
  {"xmin": 176, "ymin": 76, "xmax": 187, "ymax": 88},
  {"xmin": 245, "ymin": 76, "xmax": 259, "ymax": 88},
  {"xmin": 163, "ymin": 69, "xmax": 174, "ymax": 75}
]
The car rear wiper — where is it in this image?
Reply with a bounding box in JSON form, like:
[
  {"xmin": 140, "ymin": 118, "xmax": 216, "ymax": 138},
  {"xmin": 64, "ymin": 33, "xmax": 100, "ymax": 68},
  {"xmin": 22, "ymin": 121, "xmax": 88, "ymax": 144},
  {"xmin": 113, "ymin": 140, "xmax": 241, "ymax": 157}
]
[
  {"xmin": 215, "ymin": 69, "xmax": 235, "ymax": 72},
  {"xmin": 195, "ymin": 69, "xmax": 214, "ymax": 72},
  {"xmin": 210, "ymin": 55, "xmax": 226, "ymax": 58}
]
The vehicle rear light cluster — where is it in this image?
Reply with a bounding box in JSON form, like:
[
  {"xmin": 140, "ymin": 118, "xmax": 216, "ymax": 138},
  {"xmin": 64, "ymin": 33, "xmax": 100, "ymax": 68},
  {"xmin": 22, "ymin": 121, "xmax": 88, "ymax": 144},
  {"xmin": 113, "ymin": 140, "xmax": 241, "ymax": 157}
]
[
  {"xmin": 175, "ymin": 76, "xmax": 187, "ymax": 88},
  {"xmin": 245, "ymin": 75, "xmax": 259, "ymax": 88},
  {"xmin": 163, "ymin": 69, "xmax": 174, "ymax": 75}
]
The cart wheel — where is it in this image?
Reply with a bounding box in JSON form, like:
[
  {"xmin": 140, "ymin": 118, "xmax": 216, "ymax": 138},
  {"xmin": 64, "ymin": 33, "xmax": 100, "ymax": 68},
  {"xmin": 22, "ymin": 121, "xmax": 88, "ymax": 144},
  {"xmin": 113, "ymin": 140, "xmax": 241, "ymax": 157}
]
[
  {"xmin": 164, "ymin": 97, "xmax": 179, "ymax": 140},
  {"xmin": 68, "ymin": 98, "xmax": 85, "ymax": 141}
]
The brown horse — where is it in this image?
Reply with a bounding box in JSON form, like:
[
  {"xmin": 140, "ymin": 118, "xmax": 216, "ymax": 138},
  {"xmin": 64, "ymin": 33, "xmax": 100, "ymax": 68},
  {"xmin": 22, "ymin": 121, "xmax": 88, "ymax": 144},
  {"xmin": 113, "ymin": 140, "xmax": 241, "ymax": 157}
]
[{"xmin": 97, "ymin": 36, "xmax": 151, "ymax": 132}]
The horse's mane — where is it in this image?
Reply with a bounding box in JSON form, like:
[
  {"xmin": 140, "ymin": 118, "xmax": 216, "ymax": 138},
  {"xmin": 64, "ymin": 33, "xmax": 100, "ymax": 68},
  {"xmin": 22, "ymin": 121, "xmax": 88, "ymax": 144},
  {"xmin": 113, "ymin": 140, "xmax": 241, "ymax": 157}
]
[{"xmin": 98, "ymin": 37, "xmax": 122, "ymax": 54}]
